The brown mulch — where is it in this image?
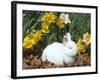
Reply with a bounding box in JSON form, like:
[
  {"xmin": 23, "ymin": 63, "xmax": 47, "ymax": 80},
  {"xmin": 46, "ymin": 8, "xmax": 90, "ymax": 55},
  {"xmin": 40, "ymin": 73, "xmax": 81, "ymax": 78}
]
[{"xmin": 23, "ymin": 52, "xmax": 91, "ymax": 69}]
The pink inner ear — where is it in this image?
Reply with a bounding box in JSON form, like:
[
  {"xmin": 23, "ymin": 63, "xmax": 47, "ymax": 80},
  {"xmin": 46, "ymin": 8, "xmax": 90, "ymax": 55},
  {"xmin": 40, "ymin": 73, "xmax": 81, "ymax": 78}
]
[{"xmin": 64, "ymin": 37, "xmax": 68, "ymax": 42}]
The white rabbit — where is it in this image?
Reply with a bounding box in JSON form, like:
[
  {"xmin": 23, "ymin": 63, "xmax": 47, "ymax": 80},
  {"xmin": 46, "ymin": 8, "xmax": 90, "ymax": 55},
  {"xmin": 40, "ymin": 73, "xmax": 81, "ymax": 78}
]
[{"xmin": 41, "ymin": 33, "xmax": 77, "ymax": 66}]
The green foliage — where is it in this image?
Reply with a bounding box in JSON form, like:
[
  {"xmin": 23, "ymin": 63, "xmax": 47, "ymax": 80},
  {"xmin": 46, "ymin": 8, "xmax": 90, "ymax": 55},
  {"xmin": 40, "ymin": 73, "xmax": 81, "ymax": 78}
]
[
  {"xmin": 23, "ymin": 10, "xmax": 91, "ymax": 44},
  {"xmin": 69, "ymin": 13, "xmax": 91, "ymax": 42},
  {"xmin": 23, "ymin": 10, "xmax": 43, "ymax": 38}
]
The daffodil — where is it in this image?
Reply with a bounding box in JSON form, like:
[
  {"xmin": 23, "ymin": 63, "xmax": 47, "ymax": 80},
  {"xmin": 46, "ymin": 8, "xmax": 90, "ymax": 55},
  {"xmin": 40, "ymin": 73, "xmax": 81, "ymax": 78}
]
[
  {"xmin": 77, "ymin": 32, "xmax": 91, "ymax": 54},
  {"xmin": 32, "ymin": 30, "xmax": 43, "ymax": 43},
  {"xmin": 77, "ymin": 39, "xmax": 87, "ymax": 54},
  {"xmin": 41, "ymin": 22, "xmax": 49, "ymax": 33},
  {"xmin": 23, "ymin": 30, "xmax": 43, "ymax": 48},
  {"xmin": 23, "ymin": 34, "xmax": 34, "ymax": 48},
  {"xmin": 55, "ymin": 17, "xmax": 64, "ymax": 29},
  {"xmin": 83, "ymin": 32, "xmax": 90, "ymax": 45},
  {"xmin": 23, "ymin": 39, "xmax": 33, "ymax": 48},
  {"xmin": 41, "ymin": 12, "xmax": 56, "ymax": 24},
  {"xmin": 60, "ymin": 13, "xmax": 71, "ymax": 24}
]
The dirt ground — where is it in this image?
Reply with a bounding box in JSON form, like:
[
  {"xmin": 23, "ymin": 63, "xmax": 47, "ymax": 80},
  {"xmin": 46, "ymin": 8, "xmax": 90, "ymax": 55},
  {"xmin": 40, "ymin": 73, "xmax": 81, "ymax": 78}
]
[{"xmin": 23, "ymin": 51, "xmax": 91, "ymax": 69}]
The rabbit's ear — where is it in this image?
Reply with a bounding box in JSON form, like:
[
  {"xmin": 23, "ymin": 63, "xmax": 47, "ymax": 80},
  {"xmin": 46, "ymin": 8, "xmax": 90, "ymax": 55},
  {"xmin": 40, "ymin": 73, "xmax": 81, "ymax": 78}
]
[
  {"xmin": 66, "ymin": 33, "xmax": 71, "ymax": 40},
  {"xmin": 63, "ymin": 36, "xmax": 68, "ymax": 44}
]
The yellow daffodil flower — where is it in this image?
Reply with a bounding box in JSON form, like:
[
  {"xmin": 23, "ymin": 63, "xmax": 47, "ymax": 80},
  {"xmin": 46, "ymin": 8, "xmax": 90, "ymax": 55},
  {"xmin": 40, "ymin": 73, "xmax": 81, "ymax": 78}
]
[
  {"xmin": 41, "ymin": 12, "xmax": 56, "ymax": 24},
  {"xmin": 41, "ymin": 22, "xmax": 49, "ymax": 33},
  {"xmin": 23, "ymin": 39, "xmax": 33, "ymax": 48},
  {"xmin": 77, "ymin": 39, "xmax": 87, "ymax": 54},
  {"xmin": 83, "ymin": 32, "xmax": 91, "ymax": 45},
  {"xmin": 23, "ymin": 30, "xmax": 43, "ymax": 49},
  {"xmin": 23, "ymin": 34, "xmax": 34, "ymax": 48},
  {"xmin": 32, "ymin": 30, "xmax": 43, "ymax": 43},
  {"xmin": 55, "ymin": 17, "xmax": 64, "ymax": 29},
  {"xmin": 77, "ymin": 32, "xmax": 91, "ymax": 54}
]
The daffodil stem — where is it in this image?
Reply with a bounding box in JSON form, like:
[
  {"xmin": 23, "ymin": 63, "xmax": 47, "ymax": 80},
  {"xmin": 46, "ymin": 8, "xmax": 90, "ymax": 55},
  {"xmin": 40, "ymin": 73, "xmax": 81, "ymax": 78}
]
[
  {"xmin": 30, "ymin": 21, "xmax": 39, "ymax": 31},
  {"xmin": 56, "ymin": 26, "xmax": 60, "ymax": 42},
  {"xmin": 65, "ymin": 24, "xmax": 69, "ymax": 33}
]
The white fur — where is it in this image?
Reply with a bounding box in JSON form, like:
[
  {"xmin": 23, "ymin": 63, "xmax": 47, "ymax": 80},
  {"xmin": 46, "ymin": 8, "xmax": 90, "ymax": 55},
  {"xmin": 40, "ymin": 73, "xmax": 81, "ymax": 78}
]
[{"xmin": 41, "ymin": 33, "xmax": 77, "ymax": 66}]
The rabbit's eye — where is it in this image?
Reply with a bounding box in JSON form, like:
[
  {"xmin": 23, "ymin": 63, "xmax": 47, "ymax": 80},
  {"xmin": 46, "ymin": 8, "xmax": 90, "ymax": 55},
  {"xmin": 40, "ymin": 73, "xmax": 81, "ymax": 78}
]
[{"xmin": 69, "ymin": 47, "xmax": 72, "ymax": 49}]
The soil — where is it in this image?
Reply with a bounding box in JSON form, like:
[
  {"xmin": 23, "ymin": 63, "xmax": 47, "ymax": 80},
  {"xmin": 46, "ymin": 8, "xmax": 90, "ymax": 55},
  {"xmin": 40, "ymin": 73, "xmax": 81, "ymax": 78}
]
[{"xmin": 23, "ymin": 51, "xmax": 91, "ymax": 69}]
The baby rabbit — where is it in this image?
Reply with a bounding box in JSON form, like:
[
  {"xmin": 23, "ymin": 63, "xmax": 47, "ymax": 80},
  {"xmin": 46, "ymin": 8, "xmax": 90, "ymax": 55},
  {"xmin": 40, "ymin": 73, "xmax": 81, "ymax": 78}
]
[{"xmin": 41, "ymin": 33, "xmax": 77, "ymax": 66}]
